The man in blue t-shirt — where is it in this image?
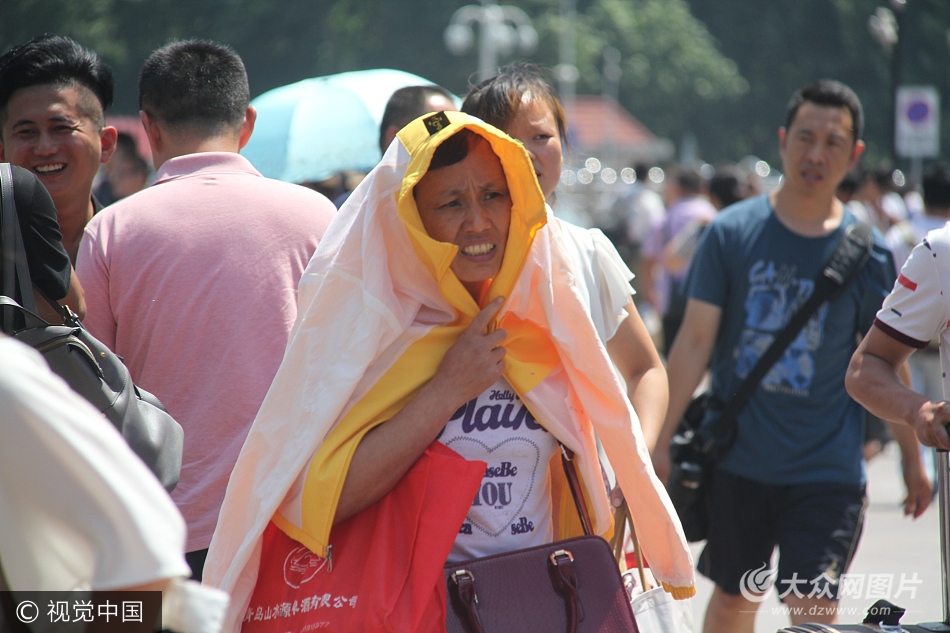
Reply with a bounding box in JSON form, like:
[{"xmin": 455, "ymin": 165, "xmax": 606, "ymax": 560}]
[{"xmin": 653, "ymin": 80, "xmax": 932, "ymax": 633}]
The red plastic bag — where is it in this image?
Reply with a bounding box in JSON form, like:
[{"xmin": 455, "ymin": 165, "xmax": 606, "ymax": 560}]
[{"xmin": 241, "ymin": 442, "xmax": 484, "ymax": 633}]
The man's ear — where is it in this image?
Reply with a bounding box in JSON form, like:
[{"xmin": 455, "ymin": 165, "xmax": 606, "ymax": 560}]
[
  {"xmin": 140, "ymin": 111, "xmax": 163, "ymax": 170},
  {"xmin": 238, "ymin": 106, "xmax": 256, "ymax": 150},
  {"xmin": 382, "ymin": 126, "xmax": 401, "ymax": 153},
  {"xmin": 777, "ymin": 126, "xmax": 788, "ymax": 163},
  {"xmin": 99, "ymin": 125, "xmax": 119, "ymax": 164},
  {"xmin": 848, "ymin": 139, "xmax": 866, "ymax": 171}
]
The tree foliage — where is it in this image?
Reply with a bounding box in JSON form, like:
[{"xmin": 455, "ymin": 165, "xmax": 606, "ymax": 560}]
[
  {"xmin": 0, "ymin": 0, "xmax": 743, "ymax": 156},
  {"xmin": 585, "ymin": 0, "xmax": 748, "ymax": 141},
  {"xmin": 687, "ymin": 0, "xmax": 950, "ymax": 165},
  {"xmin": 2, "ymin": 0, "xmax": 945, "ymax": 166},
  {"xmin": 0, "ymin": 0, "xmax": 123, "ymax": 61}
]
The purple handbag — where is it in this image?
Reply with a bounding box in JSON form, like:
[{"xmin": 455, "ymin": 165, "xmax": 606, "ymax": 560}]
[{"xmin": 444, "ymin": 446, "xmax": 639, "ymax": 633}]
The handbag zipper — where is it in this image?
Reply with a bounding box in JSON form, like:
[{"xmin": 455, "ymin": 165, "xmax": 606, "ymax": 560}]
[{"xmin": 34, "ymin": 334, "xmax": 104, "ymax": 380}]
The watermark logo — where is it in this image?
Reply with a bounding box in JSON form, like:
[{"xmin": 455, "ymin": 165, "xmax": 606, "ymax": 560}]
[
  {"xmin": 736, "ymin": 568, "xmax": 924, "ymax": 604},
  {"xmin": 16, "ymin": 601, "xmax": 38, "ymax": 623},
  {"xmin": 739, "ymin": 562, "xmax": 777, "ymax": 602},
  {"xmin": 4, "ymin": 591, "xmax": 159, "ymax": 630}
]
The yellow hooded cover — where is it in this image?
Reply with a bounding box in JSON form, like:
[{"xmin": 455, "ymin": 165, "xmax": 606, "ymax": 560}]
[{"xmin": 205, "ymin": 112, "xmax": 694, "ymax": 633}]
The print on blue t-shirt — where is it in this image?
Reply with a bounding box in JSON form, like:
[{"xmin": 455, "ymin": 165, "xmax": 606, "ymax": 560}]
[{"xmin": 736, "ymin": 260, "xmax": 830, "ymax": 395}]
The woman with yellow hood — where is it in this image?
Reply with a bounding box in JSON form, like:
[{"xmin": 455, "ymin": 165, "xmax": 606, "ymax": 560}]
[{"xmin": 204, "ymin": 111, "xmax": 694, "ymax": 632}]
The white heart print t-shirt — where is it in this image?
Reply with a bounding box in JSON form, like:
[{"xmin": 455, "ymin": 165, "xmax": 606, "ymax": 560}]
[{"xmin": 438, "ymin": 377, "xmax": 559, "ymax": 563}]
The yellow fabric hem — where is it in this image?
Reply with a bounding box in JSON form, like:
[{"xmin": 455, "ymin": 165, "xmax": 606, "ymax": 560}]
[
  {"xmin": 662, "ymin": 582, "xmax": 697, "ymax": 600},
  {"xmin": 272, "ymin": 511, "xmax": 327, "ymax": 558}
]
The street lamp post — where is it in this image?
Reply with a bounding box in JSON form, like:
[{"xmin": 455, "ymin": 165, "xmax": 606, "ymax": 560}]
[
  {"xmin": 868, "ymin": 0, "xmax": 907, "ymax": 163},
  {"xmin": 556, "ymin": 0, "xmax": 578, "ymax": 125},
  {"xmin": 444, "ymin": 1, "xmax": 538, "ymax": 81},
  {"xmin": 602, "ymin": 47, "xmax": 621, "ymax": 170}
]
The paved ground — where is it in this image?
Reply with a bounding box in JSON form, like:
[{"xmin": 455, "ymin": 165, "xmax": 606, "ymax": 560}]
[{"xmin": 681, "ymin": 444, "xmax": 946, "ymax": 632}]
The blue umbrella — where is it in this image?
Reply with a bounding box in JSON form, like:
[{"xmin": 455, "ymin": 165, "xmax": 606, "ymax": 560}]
[{"xmin": 242, "ymin": 69, "xmax": 454, "ymax": 184}]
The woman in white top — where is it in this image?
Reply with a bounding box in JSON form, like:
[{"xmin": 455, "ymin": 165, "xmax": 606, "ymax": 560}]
[{"xmin": 462, "ymin": 63, "xmax": 668, "ymax": 451}]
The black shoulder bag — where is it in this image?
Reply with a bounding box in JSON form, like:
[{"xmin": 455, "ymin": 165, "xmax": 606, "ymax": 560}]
[
  {"xmin": 0, "ymin": 163, "xmax": 183, "ymax": 492},
  {"xmin": 667, "ymin": 220, "xmax": 874, "ymax": 542}
]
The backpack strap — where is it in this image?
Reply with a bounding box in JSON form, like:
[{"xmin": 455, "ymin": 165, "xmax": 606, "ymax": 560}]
[{"xmin": 1, "ymin": 163, "xmax": 41, "ymax": 330}]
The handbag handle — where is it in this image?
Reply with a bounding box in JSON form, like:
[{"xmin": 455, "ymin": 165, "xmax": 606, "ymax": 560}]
[
  {"xmin": 560, "ymin": 444, "xmax": 595, "ymax": 537},
  {"xmin": 448, "ymin": 550, "xmax": 584, "ymax": 633},
  {"xmin": 0, "ymin": 295, "xmax": 54, "ymax": 329},
  {"xmin": 449, "ymin": 570, "xmax": 486, "ymax": 633},
  {"xmin": 611, "ymin": 499, "xmax": 652, "ymax": 593},
  {"xmin": 550, "ymin": 549, "xmax": 582, "ymax": 633}
]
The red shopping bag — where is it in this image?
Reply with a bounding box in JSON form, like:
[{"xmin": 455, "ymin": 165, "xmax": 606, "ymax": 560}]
[
  {"xmin": 625, "ymin": 552, "xmax": 651, "ymax": 570},
  {"xmin": 241, "ymin": 442, "xmax": 484, "ymax": 633}
]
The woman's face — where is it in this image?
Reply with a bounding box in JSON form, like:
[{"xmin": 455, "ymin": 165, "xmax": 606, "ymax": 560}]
[
  {"xmin": 504, "ymin": 97, "xmax": 563, "ymax": 200},
  {"xmin": 415, "ymin": 136, "xmax": 512, "ymax": 294}
]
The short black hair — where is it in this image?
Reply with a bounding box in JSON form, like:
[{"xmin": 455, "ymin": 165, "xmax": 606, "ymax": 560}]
[
  {"xmin": 114, "ymin": 131, "xmax": 138, "ymax": 158},
  {"xmin": 139, "ymin": 39, "xmax": 248, "ymax": 134},
  {"xmin": 380, "ymin": 85, "xmax": 455, "ymax": 153},
  {"xmin": 462, "ymin": 62, "xmax": 566, "ymax": 147},
  {"xmin": 429, "ymin": 129, "xmax": 480, "ymax": 172},
  {"xmin": 709, "ymin": 164, "xmax": 748, "ymax": 209},
  {"xmin": 871, "ymin": 164, "xmax": 895, "ymax": 191},
  {"xmin": 837, "ymin": 169, "xmax": 862, "ymax": 197},
  {"xmin": 110, "ymin": 132, "xmax": 148, "ymax": 175},
  {"xmin": 675, "ymin": 166, "xmax": 703, "ymax": 194},
  {"xmin": 0, "ymin": 34, "xmax": 113, "ymax": 128},
  {"xmin": 413, "ymin": 129, "xmax": 485, "ymax": 204},
  {"xmin": 923, "ymin": 164, "xmax": 950, "ymax": 209},
  {"xmin": 784, "ymin": 79, "xmax": 863, "ymax": 143},
  {"xmin": 634, "ymin": 164, "xmax": 650, "ymax": 182}
]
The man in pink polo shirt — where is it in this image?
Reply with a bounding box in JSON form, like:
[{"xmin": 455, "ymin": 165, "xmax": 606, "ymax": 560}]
[{"xmin": 76, "ymin": 39, "xmax": 336, "ymax": 579}]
